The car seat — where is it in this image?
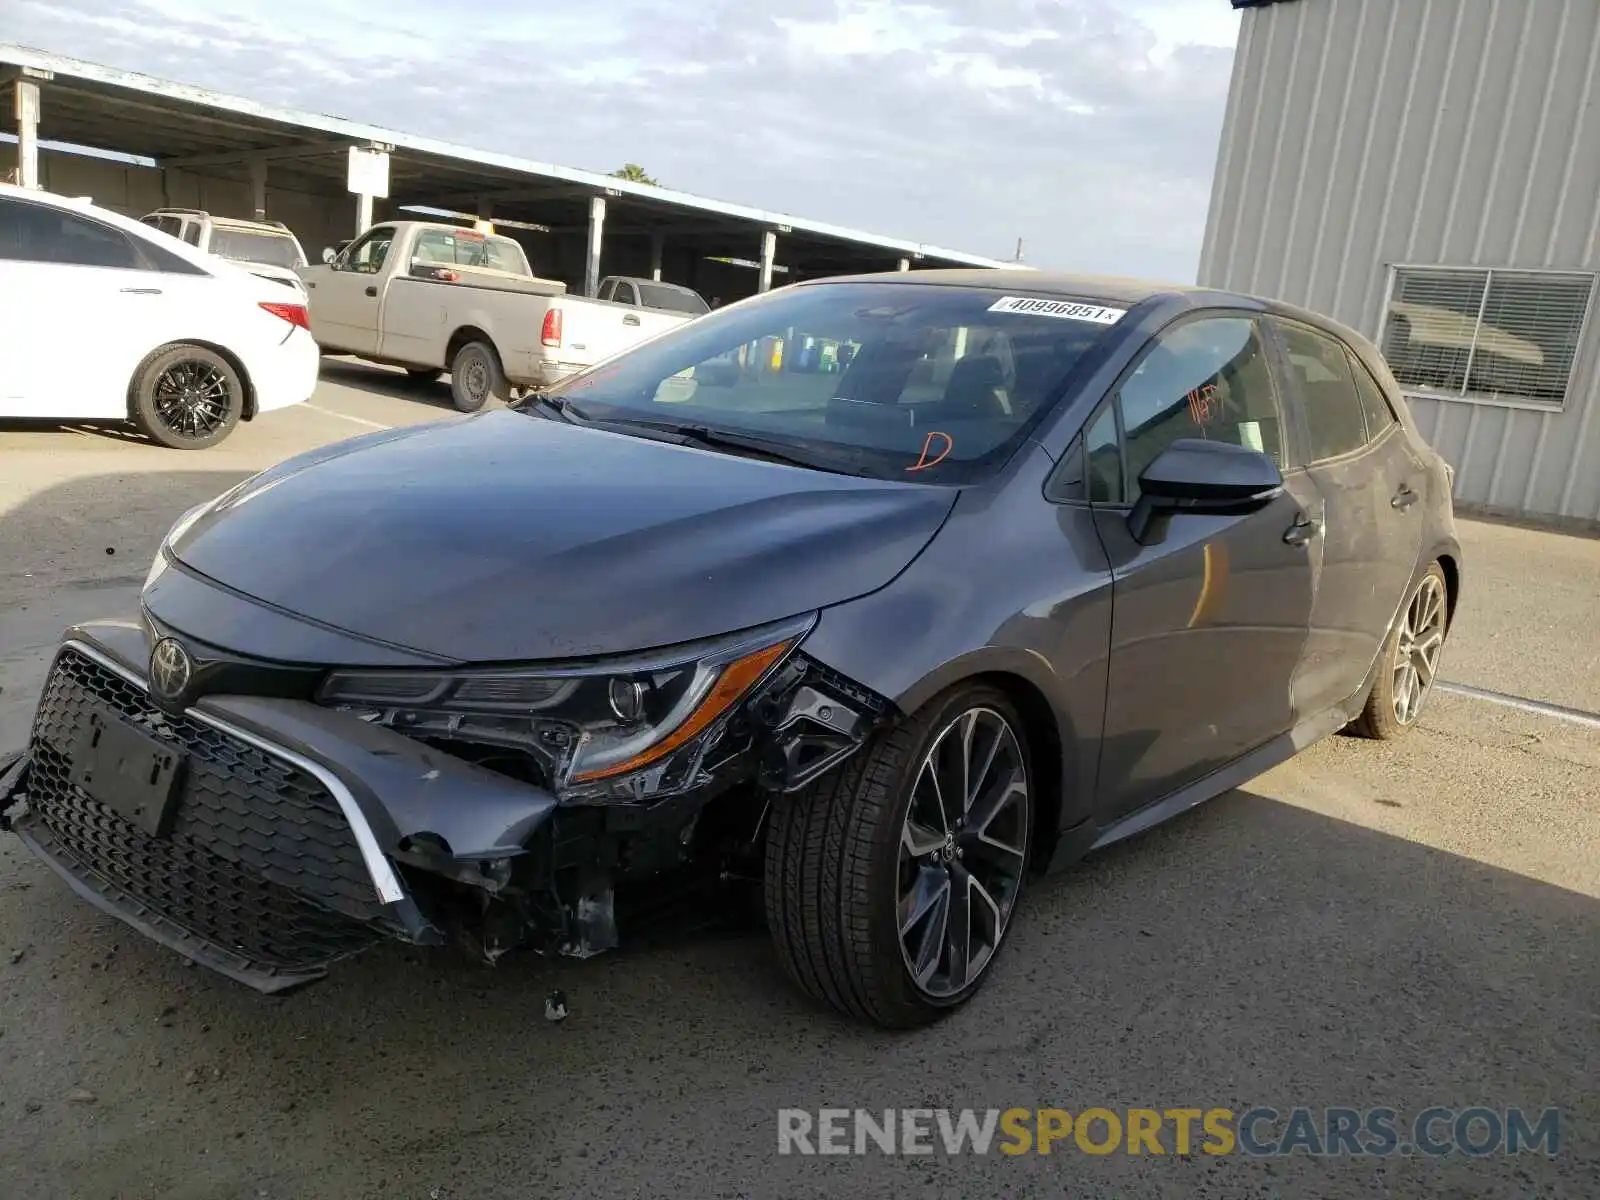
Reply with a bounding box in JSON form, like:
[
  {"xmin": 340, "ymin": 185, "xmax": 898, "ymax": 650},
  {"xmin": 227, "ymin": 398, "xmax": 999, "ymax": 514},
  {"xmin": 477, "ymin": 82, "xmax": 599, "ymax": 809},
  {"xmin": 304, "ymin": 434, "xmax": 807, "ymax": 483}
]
[{"xmin": 929, "ymin": 353, "xmax": 1013, "ymax": 421}]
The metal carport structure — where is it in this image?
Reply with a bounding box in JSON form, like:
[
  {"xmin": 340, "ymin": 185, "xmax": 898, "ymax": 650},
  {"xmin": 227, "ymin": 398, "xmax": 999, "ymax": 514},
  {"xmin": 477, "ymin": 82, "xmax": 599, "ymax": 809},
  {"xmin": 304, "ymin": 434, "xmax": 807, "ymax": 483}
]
[{"xmin": 2, "ymin": 43, "xmax": 1016, "ymax": 303}]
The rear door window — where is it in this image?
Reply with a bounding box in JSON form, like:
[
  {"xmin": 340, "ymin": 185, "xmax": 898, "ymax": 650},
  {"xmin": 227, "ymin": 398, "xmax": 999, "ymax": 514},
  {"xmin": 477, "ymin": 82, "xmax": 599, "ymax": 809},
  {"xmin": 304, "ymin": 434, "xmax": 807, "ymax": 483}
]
[
  {"xmin": 614, "ymin": 281, "xmax": 638, "ymax": 306},
  {"xmin": 1349, "ymin": 352, "xmax": 1398, "ymax": 439},
  {"xmin": 1274, "ymin": 321, "xmax": 1371, "ymax": 462},
  {"xmin": 0, "ymin": 201, "xmax": 141, "ymax": 269}
]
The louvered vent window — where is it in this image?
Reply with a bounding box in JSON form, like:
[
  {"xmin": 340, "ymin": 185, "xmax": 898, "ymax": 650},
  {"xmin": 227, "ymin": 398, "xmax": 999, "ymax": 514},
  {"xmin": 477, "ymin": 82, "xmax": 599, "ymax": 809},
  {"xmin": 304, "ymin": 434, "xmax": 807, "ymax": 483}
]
[{"xmin": 1379, "ymin": 268, "xmax": 1594, "ymax": 408}]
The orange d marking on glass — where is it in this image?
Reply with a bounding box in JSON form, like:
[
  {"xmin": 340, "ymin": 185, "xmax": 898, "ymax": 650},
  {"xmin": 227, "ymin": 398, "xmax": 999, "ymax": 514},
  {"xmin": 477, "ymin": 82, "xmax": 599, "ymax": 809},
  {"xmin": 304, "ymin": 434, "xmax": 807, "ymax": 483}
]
[{"xmin": 906, "ymin": 431, "xmax": 954, "ymax": 473}]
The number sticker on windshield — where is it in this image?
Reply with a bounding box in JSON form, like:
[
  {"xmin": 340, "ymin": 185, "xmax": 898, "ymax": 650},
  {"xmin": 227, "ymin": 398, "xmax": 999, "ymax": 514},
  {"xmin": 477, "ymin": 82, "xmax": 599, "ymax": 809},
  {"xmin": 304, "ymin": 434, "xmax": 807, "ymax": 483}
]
[{"xmin": 987, "ymin": 296, "xmax": 1127, "ymax": 324}]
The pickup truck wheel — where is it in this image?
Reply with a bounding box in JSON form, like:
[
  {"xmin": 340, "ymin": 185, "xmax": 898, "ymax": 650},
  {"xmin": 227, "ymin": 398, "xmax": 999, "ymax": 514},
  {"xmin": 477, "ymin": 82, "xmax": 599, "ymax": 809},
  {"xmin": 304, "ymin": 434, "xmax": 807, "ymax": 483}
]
[
  {"xmin": 764, "ymin": 683, "xmax": 1033, "ymax": 1028},
  {"xmin": 130, "ymin": 345, "xmax": 244, "ymax": 450},
  {"xmin": 449, "ymin": 341, "xmax": 509, "ymax": 413}
]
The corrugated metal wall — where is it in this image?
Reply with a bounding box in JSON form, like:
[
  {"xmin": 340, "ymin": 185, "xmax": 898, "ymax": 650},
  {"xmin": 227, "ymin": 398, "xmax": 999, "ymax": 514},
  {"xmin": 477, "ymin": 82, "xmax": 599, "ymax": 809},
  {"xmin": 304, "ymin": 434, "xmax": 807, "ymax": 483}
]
[{"xmin": 1199, "ymin": 0, "xmax": 1600, "ymax": 525}]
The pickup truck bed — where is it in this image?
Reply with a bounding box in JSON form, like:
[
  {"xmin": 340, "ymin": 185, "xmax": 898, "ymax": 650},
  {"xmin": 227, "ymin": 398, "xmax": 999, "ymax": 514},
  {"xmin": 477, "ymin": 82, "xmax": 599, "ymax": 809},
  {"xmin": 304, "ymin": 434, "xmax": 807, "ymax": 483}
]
[{"xmin": 297, "ymin": 222, "xmax": 710, "ymax": 412}]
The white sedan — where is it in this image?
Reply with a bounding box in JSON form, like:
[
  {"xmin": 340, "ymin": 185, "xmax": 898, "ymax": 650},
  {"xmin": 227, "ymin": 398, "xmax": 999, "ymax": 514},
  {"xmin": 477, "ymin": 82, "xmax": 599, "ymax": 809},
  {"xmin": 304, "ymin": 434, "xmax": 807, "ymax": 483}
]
[{"xmin": 0, "ymin": 184, "xmax": 319, "ymax": 449}]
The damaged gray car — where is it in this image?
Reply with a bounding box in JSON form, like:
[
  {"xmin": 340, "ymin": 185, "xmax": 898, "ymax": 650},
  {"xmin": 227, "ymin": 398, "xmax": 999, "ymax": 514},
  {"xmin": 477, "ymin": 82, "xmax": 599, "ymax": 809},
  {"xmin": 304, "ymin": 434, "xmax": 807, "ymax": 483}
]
[{"xmin": 0, "ymin": 271, "xmax": 1462, "ymax": 1028}]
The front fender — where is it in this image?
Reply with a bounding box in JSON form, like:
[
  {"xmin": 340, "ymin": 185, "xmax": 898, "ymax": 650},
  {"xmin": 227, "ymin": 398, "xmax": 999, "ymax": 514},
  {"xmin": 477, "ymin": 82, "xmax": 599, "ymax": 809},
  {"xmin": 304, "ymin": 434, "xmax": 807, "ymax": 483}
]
[{"xmin": 796, "ymin": 452, "xmax": 1114, "ymax": 836}]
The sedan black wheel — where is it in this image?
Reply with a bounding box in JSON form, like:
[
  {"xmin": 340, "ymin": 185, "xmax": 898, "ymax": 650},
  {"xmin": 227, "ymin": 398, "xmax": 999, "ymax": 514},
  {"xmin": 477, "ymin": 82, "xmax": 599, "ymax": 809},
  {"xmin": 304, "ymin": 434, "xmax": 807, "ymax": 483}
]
[
  {"xmin": 1352, "ymin": 561, "xmax": 1450, "ymax": 739},
  {"xmin": 765, "ymin": 683, "xmax": 1033, "ymax": 1028},
  {"xmin": 131, "ymin": 345, "xmax": 244, "ymax": 450},
  {"xmin": 897, "ymin": 707, "xmax": 1030, "ymax": 999}
]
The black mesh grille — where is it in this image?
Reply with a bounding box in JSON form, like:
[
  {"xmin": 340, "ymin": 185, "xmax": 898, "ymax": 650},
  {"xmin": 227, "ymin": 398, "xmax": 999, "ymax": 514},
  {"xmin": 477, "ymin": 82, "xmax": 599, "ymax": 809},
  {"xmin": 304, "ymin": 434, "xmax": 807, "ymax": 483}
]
[{"xmin": 25, "ymin": 646, "xmax": 387, "ymax": 968}]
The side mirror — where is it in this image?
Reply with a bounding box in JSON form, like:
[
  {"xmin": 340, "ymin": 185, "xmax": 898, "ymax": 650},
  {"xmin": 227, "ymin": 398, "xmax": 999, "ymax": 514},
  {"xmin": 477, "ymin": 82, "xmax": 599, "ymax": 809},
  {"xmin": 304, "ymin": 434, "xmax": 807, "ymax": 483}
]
[
  {"xmin": 321, "ymin": 247, "xmax": 338, "ymax": 265},
  {"xmin": 1127, "ymin": 438, "xmax": 1283, "ymax": 543}
]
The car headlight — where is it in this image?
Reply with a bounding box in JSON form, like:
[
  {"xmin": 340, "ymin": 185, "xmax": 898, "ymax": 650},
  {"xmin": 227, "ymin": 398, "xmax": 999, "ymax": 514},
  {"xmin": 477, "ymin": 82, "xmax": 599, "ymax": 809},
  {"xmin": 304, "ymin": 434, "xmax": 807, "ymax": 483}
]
[{"xmin": 317, "ymin": 614, "xmax": 815, "ymax": 802}]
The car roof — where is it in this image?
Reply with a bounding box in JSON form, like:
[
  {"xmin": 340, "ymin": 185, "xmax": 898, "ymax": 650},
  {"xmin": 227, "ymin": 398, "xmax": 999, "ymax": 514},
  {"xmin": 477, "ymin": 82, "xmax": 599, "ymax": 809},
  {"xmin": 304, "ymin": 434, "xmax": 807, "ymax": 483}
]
[
  {"xmin": 0, "ymin": 184, "xmax": 244, "ymax": 278},
  {"xmin": 799, "ymin": 268, "xmax": 1210, "ymax": 306},
  {"xmin": 793, "ymin": 268, "xmax": 1382, "ymax": 353}
]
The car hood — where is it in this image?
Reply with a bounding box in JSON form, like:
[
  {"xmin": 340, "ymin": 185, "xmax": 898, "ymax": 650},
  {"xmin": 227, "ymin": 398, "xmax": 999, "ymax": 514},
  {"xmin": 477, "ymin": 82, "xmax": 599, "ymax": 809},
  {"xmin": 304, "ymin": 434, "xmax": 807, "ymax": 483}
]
[{"xmin": 166, "ymin": 411, "xmax": 958, "ymax": 663}]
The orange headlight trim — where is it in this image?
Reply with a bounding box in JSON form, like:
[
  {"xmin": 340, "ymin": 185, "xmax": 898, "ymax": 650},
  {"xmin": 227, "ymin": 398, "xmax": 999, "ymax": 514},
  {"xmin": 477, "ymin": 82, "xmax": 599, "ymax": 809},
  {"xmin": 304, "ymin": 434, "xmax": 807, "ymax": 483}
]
[{"xmin": 570, "ymin": 639, "xmax": 794, "ymax": 783}]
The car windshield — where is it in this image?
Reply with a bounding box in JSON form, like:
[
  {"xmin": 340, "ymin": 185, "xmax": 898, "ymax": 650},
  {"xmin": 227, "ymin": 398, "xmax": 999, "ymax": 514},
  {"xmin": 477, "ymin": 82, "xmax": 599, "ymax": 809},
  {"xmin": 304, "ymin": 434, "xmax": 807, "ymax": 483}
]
[
  {"xmin": 533, "ymin": 282, "xmax": 1121, "ymax": 483},
  {"xmin": 209, "ymin": 227, "xmax": 305, "ymax": 268}
]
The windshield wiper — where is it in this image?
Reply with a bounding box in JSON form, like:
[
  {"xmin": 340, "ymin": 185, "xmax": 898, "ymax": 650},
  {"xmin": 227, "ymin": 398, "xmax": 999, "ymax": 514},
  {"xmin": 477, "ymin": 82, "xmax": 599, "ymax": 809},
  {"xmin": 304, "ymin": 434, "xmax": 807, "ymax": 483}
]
[
  {"xmin": 589, "ymin": 418, "xmax": 850, "ymax": 473},
  {"xmin": 516, "ymin": 389, "xmax": 593, "ymax": 425}
]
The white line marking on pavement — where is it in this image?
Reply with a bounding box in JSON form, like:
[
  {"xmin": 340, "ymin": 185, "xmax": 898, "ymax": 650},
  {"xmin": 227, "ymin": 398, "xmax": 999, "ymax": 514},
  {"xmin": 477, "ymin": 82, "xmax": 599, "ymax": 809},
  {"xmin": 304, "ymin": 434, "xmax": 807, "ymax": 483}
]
[
  {"xmin": 303, "ymin": 404, "xmax": 391, "ymax": 430},
  {"xmin": 1437, "ymin": 681, "xmax": 1600, "ymax": 731}
]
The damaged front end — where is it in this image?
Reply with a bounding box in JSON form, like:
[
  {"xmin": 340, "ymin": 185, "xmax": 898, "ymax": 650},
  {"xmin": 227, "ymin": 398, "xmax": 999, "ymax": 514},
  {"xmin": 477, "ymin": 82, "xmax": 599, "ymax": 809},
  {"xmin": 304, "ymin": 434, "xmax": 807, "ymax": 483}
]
[
  {"xmin": 0, "ymin": 614, "xmax": 890, "ymax": 992},
  {"xmin": 314, "ymin": 611, "xmax": 893, "ymax": 966}
]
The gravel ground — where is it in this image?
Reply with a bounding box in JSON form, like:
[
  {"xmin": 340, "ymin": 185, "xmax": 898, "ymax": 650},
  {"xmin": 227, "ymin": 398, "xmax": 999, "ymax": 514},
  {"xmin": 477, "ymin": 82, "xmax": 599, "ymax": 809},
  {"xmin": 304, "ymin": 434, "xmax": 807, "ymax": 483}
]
[{"xmin": 1, "ymin": 367, "xmax": 1595, "ymax": 1199}]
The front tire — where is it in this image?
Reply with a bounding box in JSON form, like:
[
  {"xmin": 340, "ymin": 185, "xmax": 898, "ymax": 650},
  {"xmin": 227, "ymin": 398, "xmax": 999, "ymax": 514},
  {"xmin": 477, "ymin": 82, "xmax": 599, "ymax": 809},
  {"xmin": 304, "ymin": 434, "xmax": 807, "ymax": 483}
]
[
  {"xmin": 448, "ymin": 341, "xmax": 509, "ymax": 413},
  {"xmin": 1351, "ymin": 562, "xmax": 1450, "ymax": 740},
  {"xmin": 130, "ymin": 345, "xmax": 244, "ymax": 450},
  {"xmin": 764, "ymin": 684, "xmax": 1034, "ymax": 1028}
]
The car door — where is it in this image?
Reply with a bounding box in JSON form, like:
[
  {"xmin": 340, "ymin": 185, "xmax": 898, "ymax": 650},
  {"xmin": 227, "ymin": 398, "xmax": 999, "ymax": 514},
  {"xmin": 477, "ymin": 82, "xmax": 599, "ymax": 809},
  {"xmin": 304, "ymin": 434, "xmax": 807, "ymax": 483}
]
[
  {"xmin": 0, "ymin": 196, "xmax": 183, "ymax": 419},
  {"xmin": 1267, "ymin": 318, "xmax": 1428, "ymax": 714},
  {"xmin": 1086, "ymin": 313, "xmax": 1322, "ymax": 819},
  {"xmin": 300, "ymin": 225, "xmax": 395, "ymax": 354}
]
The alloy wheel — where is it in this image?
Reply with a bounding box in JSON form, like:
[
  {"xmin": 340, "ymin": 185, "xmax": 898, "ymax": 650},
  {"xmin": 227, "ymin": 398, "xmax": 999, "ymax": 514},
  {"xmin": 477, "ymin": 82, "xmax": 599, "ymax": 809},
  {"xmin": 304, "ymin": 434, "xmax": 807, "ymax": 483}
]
[
  {"xmin": 897, "ymin": 707, "xmax": 1030, "ymax": 1000},
  {"xmin": 1393, "ymin": 573, "xmax": 1447, "ymax": 725},
  {"xmin": 152, "ymin": 360, "xmax": 233, "ymax": 440}
]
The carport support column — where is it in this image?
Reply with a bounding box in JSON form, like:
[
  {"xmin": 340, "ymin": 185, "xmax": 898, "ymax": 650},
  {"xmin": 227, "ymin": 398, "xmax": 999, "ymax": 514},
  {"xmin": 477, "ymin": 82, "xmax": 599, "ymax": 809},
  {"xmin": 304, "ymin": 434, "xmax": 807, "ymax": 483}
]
[
  {"xmin": 585, "ymin": 195, "xmax": 606, "ymax": 298},
  {"xmin": 758, "ymin": 229, "xmax": 777, "ymax": 293},
  {"xmin": 12, "ymin": 79, "xmax": 41, "ymax": 189},
  {"xmin": 249, "ymin": 155, "xmax": 268, "ymax": 221},
  {"xmin": 649, "ymin": 231, "xmax": 664, "ymax": 282},
  {"xmin": 897, "ymin": 258, "xmax": 911, "ymax": 272},
  {"xmin": 355, "ymin": 192, "xmax": 374, "ymax": 237}
]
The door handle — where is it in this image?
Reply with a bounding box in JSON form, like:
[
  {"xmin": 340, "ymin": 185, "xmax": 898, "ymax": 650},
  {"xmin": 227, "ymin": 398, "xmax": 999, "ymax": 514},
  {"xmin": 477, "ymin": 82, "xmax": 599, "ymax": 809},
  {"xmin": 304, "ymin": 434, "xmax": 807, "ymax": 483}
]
[
  {"xmin": 623, "ymin": 313, "xmax": 641, "ymax": 326},
  {"xmin": 120, "ymin": 287, "xmax": 162, "ymax": 295},
  {"xmin": 1391, "ymin": 484, "xmax": 1419, "ymax": 510},
  {"xmin": 1283, "ymin": 513, "xmax": 1318, "ymax": 547},
  {"xmin": 364, "ymin": 285, "xmax": 378, "ymax": 297}
]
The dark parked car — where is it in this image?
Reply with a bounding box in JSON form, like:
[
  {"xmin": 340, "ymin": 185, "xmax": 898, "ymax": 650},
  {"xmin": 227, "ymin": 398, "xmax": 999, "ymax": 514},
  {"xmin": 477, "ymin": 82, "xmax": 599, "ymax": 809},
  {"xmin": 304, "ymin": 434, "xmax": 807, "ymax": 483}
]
[{"xmin": 0, "ymin": 271, "xmax": 1462, "ymax": 1028}]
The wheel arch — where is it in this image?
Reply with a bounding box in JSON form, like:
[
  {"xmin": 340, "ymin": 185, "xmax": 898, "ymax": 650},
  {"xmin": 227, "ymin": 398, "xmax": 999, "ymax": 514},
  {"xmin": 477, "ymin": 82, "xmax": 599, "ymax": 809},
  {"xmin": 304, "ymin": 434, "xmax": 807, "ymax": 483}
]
[
  {"xmin": 1435, "ymin": 550, "xmax": 1461, "ymax": 628},
  {"xmin": 445, "ymin": 326, "xmax": 498, "ymax": 368},
  {"xmin": 891, "ymin": 650, "xmax": 1075, "ymax": 873},
  {"xmin": 127, "ymin": 339, "xmax": 258, "ymax": 422}
]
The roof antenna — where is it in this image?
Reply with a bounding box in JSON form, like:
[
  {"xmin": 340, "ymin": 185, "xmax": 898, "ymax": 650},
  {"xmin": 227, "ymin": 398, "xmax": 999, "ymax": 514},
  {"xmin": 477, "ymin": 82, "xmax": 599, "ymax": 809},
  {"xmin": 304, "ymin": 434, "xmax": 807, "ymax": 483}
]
[{"xmin": 1013, "ymin": 237, "xmax": 1024, "ymax": 263}]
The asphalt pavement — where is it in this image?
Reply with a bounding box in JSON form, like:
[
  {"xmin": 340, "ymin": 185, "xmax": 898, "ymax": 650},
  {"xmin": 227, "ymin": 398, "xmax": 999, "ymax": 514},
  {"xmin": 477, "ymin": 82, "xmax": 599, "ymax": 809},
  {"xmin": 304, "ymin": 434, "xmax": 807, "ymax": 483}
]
[{"xmin": 0, "ymin": 363, "xmax": 1595, "ymax": 1199}]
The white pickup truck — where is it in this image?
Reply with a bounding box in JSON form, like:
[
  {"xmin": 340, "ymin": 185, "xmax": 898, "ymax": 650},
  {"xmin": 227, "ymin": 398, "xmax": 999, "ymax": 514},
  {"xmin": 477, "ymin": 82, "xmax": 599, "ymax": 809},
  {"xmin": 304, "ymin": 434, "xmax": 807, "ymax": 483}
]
[{"xmin": 296, "ymin": 220, "xmax": 711, "ymax": 411}]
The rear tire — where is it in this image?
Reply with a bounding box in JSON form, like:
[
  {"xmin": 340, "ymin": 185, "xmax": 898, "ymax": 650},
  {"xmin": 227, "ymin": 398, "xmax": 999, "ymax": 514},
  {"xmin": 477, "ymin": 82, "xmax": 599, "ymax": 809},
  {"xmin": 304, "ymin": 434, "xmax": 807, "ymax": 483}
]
[
  {"xmin": 449, "ymin": 341, "xmax": 509, "ymax": 413},
  {"xmin": 764, "ymin": 683, "xmax": 1034, "ymax": 1028},
  {"xmin": 1351, "ymin": 562, "xmax": 1449, "ymax": 740},
  {"xmin": 130, "ymin": 344, "xmax": 243, "ymax": 450}
]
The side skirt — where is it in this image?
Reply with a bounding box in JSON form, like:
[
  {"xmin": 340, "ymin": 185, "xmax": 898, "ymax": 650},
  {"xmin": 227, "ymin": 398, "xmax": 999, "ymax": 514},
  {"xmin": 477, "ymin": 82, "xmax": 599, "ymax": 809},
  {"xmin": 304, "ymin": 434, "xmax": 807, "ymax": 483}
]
[{"xmin": 1045, "ymin": 682, "xmax": 1374, "ymax": 874}]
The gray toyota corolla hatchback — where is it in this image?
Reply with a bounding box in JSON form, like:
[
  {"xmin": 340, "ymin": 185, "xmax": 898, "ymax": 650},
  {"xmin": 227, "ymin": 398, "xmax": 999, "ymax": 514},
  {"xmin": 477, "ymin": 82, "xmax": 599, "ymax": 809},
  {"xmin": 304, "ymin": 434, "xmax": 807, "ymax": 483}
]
[{"xmin": 1, "ymin": 271, "xmax": 1462, "ymax": 1028}]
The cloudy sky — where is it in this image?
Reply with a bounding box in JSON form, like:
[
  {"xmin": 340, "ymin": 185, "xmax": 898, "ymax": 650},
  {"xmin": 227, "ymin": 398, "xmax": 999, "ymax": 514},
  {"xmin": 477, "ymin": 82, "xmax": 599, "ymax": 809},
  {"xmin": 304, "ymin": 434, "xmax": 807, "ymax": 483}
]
[{"xmin": 9, "ymin": 0, "xmax": 1240, "ymax": 279}]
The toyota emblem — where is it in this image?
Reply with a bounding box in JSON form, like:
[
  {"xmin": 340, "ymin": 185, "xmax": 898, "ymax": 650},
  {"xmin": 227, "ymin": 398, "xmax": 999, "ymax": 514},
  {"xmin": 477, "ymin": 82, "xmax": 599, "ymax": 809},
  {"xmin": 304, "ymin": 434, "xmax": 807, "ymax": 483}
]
[{"xmin": 149, "ymin": 637, "xmax": 193, "ymax": 704}]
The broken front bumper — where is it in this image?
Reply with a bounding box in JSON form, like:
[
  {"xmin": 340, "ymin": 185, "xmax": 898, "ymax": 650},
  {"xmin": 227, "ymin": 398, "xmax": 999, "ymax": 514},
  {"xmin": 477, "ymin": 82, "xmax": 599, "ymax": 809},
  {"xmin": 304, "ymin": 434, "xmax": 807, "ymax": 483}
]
[{"xmin": 0, "ymin": 622, "xmax": 565, "ymax": 993}]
